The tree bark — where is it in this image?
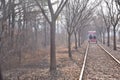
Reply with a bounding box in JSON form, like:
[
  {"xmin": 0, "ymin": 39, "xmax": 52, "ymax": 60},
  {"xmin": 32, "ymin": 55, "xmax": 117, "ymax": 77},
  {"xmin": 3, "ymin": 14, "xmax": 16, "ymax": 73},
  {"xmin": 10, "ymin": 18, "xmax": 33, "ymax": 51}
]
[
  {"xmin": 44, "ymin": 20, "xmax": 47, "ymax": 48},
  {"xmin": 50, "ymin": 21, "xmax": 56, "ymax": 71},
  {"xmin": 100, "ymin": 32, "xmax": 102, "ymax": 42},
  {"xmin": 11, "ymin": 0, "xmax": 15, "ymax": 48},
  {"xmin": 113, "ymin": 27, "xmax": 117, "ymax": 50},
  {"xmin": 107, "ymin": 28, "xmax": 110, "ymax": 46},
  {"xmin": 78, "ymin": 29, "xmax": 81, "ymax": 47},
  {"xmin": 0, "ymin": 67, "xmax": 3, "ymax": 80},
  {"xmin": 119, "ymin": 31, "xmax": 120, "ymax": 42},
  {"xmin": 103, "ymin": 33, "xmax": 105, "ymax": 44},
  {"xmin": 74, "ymin": 31, "xmax": 77, "ymax": 49},
  {"xmin": 68, "ymin": 34, "xmax": 72, "ymax": 58}
]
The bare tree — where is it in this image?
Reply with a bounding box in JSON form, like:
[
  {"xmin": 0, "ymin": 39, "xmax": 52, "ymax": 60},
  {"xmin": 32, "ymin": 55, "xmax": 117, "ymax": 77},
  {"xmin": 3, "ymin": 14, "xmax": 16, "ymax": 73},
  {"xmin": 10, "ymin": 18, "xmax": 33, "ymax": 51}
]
[
  {"xmin": 0, "ymin": 0, "xmax": 46, "ymax": 70},
  {"xmin": 93, "ymin": 14, "xmax": 105, "ymax": 43},
  {"xmin": 64, "ymin": 0, "xmax": 101, "ymax": 58},
  {"xmin": 97, "ymin": 12, "xmax": 106, "ymax": 44},
  {"xmin": 100, "ymin": 5, "xmax": 111, "ymax": 46},
  {"xmin": 34, "ymin": 0, "xmax": 68, "ymax": 71},
  {"xmin": 105, "ymin": 0, "xmax": 120, "ymax": 50},
  {"xmin": 115, "ymin": 0, "xmax": 120, "ymax": 11},
  {"xmin": 65, "ymin": 0, "xmax": 89, "ymax": 58},
  {"xmin": 76, "ymin": 7, "xmax": 94, "ymax": 48}
]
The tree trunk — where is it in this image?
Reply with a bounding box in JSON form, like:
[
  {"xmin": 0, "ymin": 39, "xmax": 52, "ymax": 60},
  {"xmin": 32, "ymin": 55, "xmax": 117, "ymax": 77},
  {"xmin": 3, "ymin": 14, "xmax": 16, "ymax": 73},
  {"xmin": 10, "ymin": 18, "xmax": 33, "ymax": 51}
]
[
  {"xmin": 103, "ymin": 33, "xmax": 105, "ymax": 44},
  {"xmin": 34, "ymin": 18, "xmax": 38, "ymax": 49},
  {"xmin": 44, "ymin": 20, "xmax": 47, "ymax": 48},
  {"xmin": 74, "ymin": 31, "xmax": 77, "ymax": 49},
  {"xmin": 78, "ymin": 29, "xmax": 81, "ymax": 47},
  {"xmin": 0, "ymin": 67, "xmax": 3, "ymax": 80},
  {"xmin": 119, "ymin": 31, "xmax": 120, "ymax": 42},
  {"xmin": 19, "ymin": 49, "xmax": 22, "ymax": 65},
  {"xmin": 34, "ymin": 26, "xmax": 38, "ymax": 49},
  {"xmin": 100, "ymin": 32, "xmax": 102, "ymax": 42},
  {"xmin": 50, "ymin": 21, "xmax": 56, "ymax": 71},
  {"xmin": 113, "ymin": 27, "xmax": 117, "ymax": 50},
  {"xmin": 107, "ymin": 28, "xmax": 110, "ymax": 46},
  {"xmin": 11, "ymin": 0, "xmax": 15, "ymax": 48},
  {"xmin": 68, "ymin": 34, "xmax": 72, "ymax": 58}
]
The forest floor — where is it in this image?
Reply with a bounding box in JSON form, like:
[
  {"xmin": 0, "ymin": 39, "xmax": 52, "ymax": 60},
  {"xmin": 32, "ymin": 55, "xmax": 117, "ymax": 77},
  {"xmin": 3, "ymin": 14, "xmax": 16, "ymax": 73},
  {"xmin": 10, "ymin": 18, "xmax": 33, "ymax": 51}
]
[{"xmin": 3, "ymin": 42, "xmax": 87, "ymax": 80}]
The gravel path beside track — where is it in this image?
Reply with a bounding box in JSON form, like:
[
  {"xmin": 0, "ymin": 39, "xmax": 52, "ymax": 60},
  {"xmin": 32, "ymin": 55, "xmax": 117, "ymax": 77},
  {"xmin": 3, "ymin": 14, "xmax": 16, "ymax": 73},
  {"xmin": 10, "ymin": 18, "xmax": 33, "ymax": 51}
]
[{"xmin": 83, "ymin": 44, "xmax": 120, "ymax": 80}]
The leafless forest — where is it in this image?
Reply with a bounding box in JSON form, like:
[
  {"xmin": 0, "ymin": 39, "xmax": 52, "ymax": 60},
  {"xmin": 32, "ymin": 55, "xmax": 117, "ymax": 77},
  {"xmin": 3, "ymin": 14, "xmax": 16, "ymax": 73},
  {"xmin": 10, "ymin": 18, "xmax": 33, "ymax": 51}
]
[{"xmin": 0, "ymin": 0, "xmax": 120, "ymax": 80}]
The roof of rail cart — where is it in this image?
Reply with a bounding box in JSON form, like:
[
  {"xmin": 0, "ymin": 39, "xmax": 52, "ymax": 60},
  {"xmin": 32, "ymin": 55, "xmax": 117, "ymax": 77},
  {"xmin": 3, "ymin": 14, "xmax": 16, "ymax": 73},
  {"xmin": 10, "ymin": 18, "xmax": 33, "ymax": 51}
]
[{"xmin": 88, "ymin": 31, "xmax": 96, "ymax": 34}]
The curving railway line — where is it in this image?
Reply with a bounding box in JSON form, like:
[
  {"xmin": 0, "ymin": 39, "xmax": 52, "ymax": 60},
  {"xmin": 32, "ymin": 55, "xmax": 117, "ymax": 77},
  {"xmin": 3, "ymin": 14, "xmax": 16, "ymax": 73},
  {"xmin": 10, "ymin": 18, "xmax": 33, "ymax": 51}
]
[{"xmin": 79, "ymin": 43, "xmax": 120, "ymax": 80}]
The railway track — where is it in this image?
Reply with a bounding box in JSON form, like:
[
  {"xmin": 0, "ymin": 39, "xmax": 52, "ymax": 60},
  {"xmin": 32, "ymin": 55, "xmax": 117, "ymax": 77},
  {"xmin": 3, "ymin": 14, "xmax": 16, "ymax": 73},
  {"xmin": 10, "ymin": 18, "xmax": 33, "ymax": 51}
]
[
  {"xmin": 79, "ymin": 43, "xmax": 120, "ymax": 80},
  {"xmin": 98, "ymin": 44, "xmax": 120, "ymax": 64}
]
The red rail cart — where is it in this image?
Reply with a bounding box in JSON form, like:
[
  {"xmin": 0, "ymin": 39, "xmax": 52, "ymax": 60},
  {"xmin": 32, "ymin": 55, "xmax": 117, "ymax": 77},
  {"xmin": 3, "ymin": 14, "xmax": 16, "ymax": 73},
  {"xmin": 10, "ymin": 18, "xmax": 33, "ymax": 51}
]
[{"xmin": 88, "ymin": 31, "xmax": 97, "ymax": 43}]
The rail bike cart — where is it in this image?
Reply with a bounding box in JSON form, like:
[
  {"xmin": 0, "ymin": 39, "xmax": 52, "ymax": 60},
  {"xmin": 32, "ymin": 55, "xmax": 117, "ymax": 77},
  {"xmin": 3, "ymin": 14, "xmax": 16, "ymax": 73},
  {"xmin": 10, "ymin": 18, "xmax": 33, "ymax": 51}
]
[{"xmin": 88, "ymin": 31, "xmax": 97, "ymax": 43}]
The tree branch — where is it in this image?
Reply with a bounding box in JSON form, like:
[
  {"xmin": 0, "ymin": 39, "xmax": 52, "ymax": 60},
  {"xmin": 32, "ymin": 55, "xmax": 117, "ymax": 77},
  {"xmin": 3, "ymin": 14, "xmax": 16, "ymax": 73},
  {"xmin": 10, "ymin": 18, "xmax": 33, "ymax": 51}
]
[
  {"xmin": 47, "ymin": 0, "xmax": 54, "ymax": 18},
  {"xmin": 55, "ymin": 0, "xmax": 68, "ymax": 19},
  {"xmin": 34, "ymin": 0, "xmax": 51, "ymax": 24}
]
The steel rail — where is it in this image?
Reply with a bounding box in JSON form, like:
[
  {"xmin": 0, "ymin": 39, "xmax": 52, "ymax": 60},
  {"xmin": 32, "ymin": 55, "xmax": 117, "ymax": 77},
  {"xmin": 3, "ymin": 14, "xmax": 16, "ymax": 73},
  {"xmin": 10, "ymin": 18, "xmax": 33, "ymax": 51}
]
[
  {"xmin": 79, "ymin": 43, "xmax": 120, "ymax": 80},
  {"xmin": 98, "ymin": 44, "xmax": 120, "ymax": 65},
  {"xmin": 79, "ymin": 43, "xmax": 89, "ymax": 80}
]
